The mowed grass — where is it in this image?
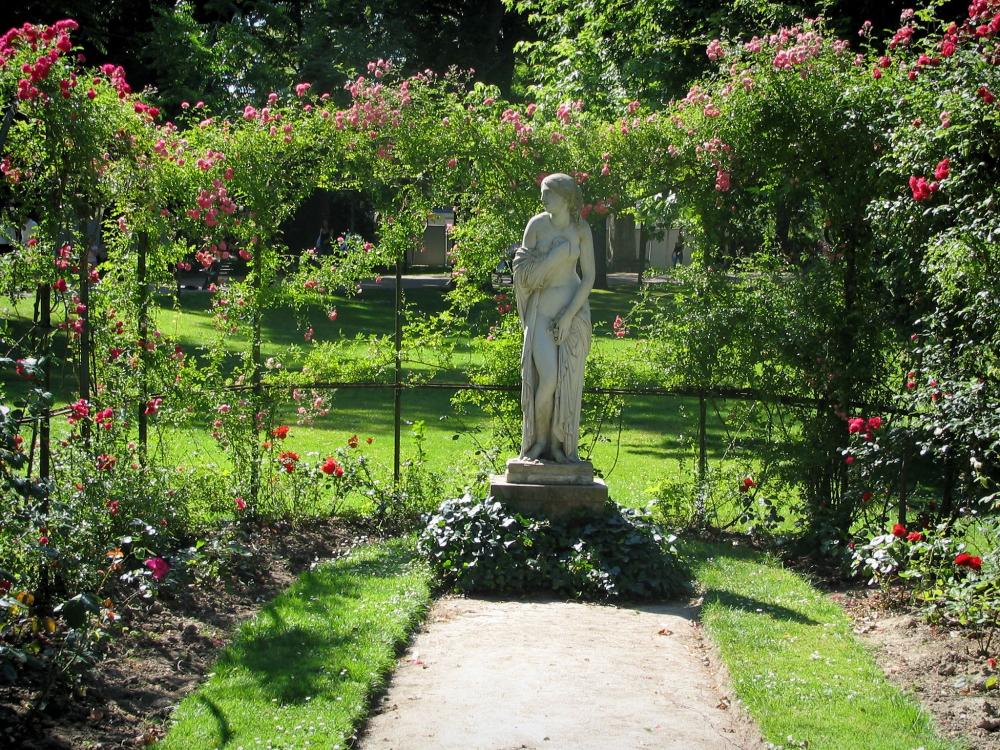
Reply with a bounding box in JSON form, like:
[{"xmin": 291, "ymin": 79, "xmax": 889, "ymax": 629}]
[
  {"xmin": 156, "ymin": 537, "xmax": 432, "ymax": 750},
  {"xmin": 683, "ymin": 539, "xmax": 962, "ymax": 750},
  {"xmin": 0, "ymin": 283, "xmax": 749, "ymax": 512}
]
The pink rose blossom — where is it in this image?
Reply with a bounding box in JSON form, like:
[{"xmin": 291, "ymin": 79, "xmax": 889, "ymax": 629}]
[{"xmin": 144, "ymin": 557, "xmax": 170, "ymax": 581}]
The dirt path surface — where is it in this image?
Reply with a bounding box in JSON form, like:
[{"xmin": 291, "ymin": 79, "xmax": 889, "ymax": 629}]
[{"xmin": 359, "ymin": 597, "xmax": 761, "ymax": 750}]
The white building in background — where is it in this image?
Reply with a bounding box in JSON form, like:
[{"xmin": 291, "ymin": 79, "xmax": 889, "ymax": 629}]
[
  {"xmin": 407, "ymin": 208, "xmax": 454, "ymax": 267},
  {"xmin": 604, "ymin": 215, "xmax": 689, "ymax": 271}
]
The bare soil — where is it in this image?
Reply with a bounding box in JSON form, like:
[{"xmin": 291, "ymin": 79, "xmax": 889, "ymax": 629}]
[
  {"xmin": 833, "ymin": 587, "xmax": 1000, "ymax": 749},
  {"xmin": 0, "ymin": 518, "xmax": 369, "ymax": 750}
]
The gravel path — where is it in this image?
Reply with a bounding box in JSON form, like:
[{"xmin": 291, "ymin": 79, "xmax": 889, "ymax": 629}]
[{"xmin": 359, "ymin": 597, "xmax": 762, "ymax": 750}]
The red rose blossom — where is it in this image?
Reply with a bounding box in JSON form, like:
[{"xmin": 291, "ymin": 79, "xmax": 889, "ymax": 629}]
[{"xmin": 891, "ymin": 523, "xmax": 907, "ymax": 538}]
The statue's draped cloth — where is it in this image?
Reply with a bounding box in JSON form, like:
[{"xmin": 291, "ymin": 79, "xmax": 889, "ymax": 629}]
[{"xmin": 512, "ymin": 244, "xmax": 591, "ymax": 460}]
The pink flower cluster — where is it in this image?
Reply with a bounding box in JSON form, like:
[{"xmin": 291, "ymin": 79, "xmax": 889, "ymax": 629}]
[
  {"xmin": 889, "ymin": 25, "xmax": 914, "ymax": 49},
  {"xmin": 555, "ymin": 99, "xmax": 583, "ymax": 124},
  {"xmin": 335, "ymin": 68, "xmax": 406, "ymax": 133},
  {"xmin": 3, "ymin": 20, "xmax": 81, "ymax": 101},
  {"xmin": 696, "ymin": 137, "xmax": 733, "ymax": 192},
  {"xmin": 706, "ymin": 39, "xmax": 726, "ymax": 61},
  {"xmin": 144, "ymin": 557, "xmax": 170, "ymax": 581},
  {"xmin": 847, "ymin": 415, "xmax": 882, "ymax": 440},
  {"xmin": 97, "ymin": 63, "xmax": 132, "ymax": 98},
  {"xmin": 189, "ymin": 181, "xmax": 237, "ymax": 228},
  {"xmin": 94, "ymin": 407, "xmax": 114, "ymax": 430},
  {"xmin": 908, "ymin": 175, "xmax": 938, "ymax": 201},
  {"xmin": 612, "ymin": 315, "xmax": 628, "ymax": 338},
  {"xmin": 500, "ymin": 107, "xmax": 535, "ymax": 147},
  {"xmin": 68, "ymin": 398, "xmax": 90, "ymax": 425}
]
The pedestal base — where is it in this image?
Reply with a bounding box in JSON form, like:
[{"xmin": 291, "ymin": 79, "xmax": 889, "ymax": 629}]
[
  {"xmin": 490, "ymin": 459, "xmax": 608, "ymax": 520},
  {"xmin": 504, "ymin": 458, "xmax": 595, "ymax": 486}
]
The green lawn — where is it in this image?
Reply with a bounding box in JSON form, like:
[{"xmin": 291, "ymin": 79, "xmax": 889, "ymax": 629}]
[
  {"xmin": 684, "ymin": 538, "xmax": 963, "ymax": 750},
  {"xmin": 156, "ymin": 537, "xmax": 432, "ymax": 750},
  {"xmin": 0, "ymin": 284, "xmax": 774, "ymax": 517}
]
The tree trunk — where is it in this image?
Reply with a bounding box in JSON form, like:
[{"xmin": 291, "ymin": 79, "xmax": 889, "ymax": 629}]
[
  {"xmin": 608, "ymin": 214, "xmax": 635, "ymax": 274},
  {"xmin": 592, "ymin": 216, "xmax": 608, "ymax": 290}
]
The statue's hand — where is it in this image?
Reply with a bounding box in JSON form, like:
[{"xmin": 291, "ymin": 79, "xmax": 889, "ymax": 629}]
[{"xmin": 553, "ymin": 313, "xmax": 572, "ymax": 344}]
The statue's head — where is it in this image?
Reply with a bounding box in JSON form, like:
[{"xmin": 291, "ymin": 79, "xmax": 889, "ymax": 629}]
[{"xmin": 540, "ymin": 173, "xmax": 583, "ymax": 219}]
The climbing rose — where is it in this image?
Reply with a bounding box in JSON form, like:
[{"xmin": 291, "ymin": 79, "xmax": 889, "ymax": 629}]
[
  {"xmin": 234, "ymin": 497, "xmax": 246, "ymax": 510},
  {"xmin": 144, "ymin": 557, "xmax": 170, "ymax": 581},
  {"xmin": 295, "ymin": 82, "xmax": 312, "ymax": 97},
  {"xmin": 909, "ymin": 175, "xmax": 937, "ymax": 201},
  {"xmin": 271, "ymin": 425, "xmax": 290, "ymax": 440},
  {"xmin": 848, "ymin": 417, "xmax": 866, "ymax": 434},
  {"xmin": 906, "ymin": 531, "xmax": 924, "ymax": 542},
  {"xmin": 891, "ymin": 523, "xmax": 907, "ymax": 538},
  {"xmin": 706, "ymin": 39, "xmax": 726, "ymax": 60},
  {"xmin": 934, "ymin": 159, "xmax": 950, "ymax": 180}
]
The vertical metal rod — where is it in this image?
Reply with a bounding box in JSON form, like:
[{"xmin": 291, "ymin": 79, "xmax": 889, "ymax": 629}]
[
  {"xmin": 637, "ymin": 223, "xmax": 648, "ymax": 286},
  {"xmin": 698, "ymin": 392, "xmax": 708, "ymax": 485},
  {"xmin": 898, "ymin": 446, "xmax": 908, "ymax": 527},
  {"xmin": 78, "ymin": 240, "xmax": 91, "ymax": 444},
  {"xmin": 249, "ymin": 253, "xmax": 263, "ymax": 513},
  {"xmin": 37, "ymin": 283, "xmax": 52, "ymax": 608},
  {"xmin": 137, "ymin": 233, "xmax": 148, "ymax": 456},
  {"xmin": 39, "ymin": 285, "xmax": 51, "ymax": 481},
  {"xmin": 393, "ymin": 259, "xmax": 403, "ymax": 485}
]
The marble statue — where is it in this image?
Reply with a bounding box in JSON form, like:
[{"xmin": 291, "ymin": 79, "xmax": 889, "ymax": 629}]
[{"xmin": 513, "ymin": 173, "xmax": 594, "ymax": 464}]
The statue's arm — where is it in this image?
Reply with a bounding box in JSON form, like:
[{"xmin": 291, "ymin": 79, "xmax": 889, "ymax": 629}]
[
  {"xmin": 551, "ymin": 222, "xmax": 593, "ymax": 344},
  {"xmin": 513, "ymin": 215, "xmax": 548, "ymax": 289},
  {"xmin": 559, "ymin": 222, "xmax": 595, "ymax": 324}
]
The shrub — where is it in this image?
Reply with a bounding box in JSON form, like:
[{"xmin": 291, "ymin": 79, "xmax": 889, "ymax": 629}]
[{"xmin": 418, "ymin": 495, "xmax": 692, "ymax": 600}]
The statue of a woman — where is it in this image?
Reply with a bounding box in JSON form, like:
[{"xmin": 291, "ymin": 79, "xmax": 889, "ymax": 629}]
[{"xmin": 513, "ymin": 173, "xmax": 594, "ymax": 464}]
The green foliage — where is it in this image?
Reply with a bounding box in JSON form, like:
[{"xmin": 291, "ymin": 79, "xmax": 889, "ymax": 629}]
[
  {"xmin": 157, "ymin": 538, "xmax": 432, "ymax": 750},
  {"xmin": 853, "ymin": 519, "xmax": 1000, "ymax": 654},
  {"xmin": 506, "ymin": 0, "xmax": 817, "ymax": 111},
  {"xmin": 418, "ymin": 495, "xmax": 692, "ymax": 600}
]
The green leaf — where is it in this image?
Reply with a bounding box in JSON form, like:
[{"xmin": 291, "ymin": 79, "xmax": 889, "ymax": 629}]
[{"xmin": 55, "ymin": 593, "xmax": 100, "ymax": 629}]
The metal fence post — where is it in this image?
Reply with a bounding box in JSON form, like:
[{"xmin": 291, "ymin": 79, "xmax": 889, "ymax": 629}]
[{"xmin": 393, "ymin": 259, "xmax": 403, "ymax": 485}]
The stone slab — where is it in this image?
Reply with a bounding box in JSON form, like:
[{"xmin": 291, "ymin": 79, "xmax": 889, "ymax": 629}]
[
  {"xmin": 489, "ymin": 475, "xmax": 607, "ymax": 519},
  {"xmin": 505, "ymin": 457, "xmax": 595, "ymax": 485}
]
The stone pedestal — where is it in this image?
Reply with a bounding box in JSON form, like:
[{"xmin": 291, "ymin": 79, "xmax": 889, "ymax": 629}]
[{"xmin": 489, "ymin": 458, "xmax": 608, "ymax": 519}]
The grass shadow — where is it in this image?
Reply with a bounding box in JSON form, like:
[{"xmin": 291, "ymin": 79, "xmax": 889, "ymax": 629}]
[{"xmin": 193, "ymin": 695, "xmax": 232, "ymax": 747}]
